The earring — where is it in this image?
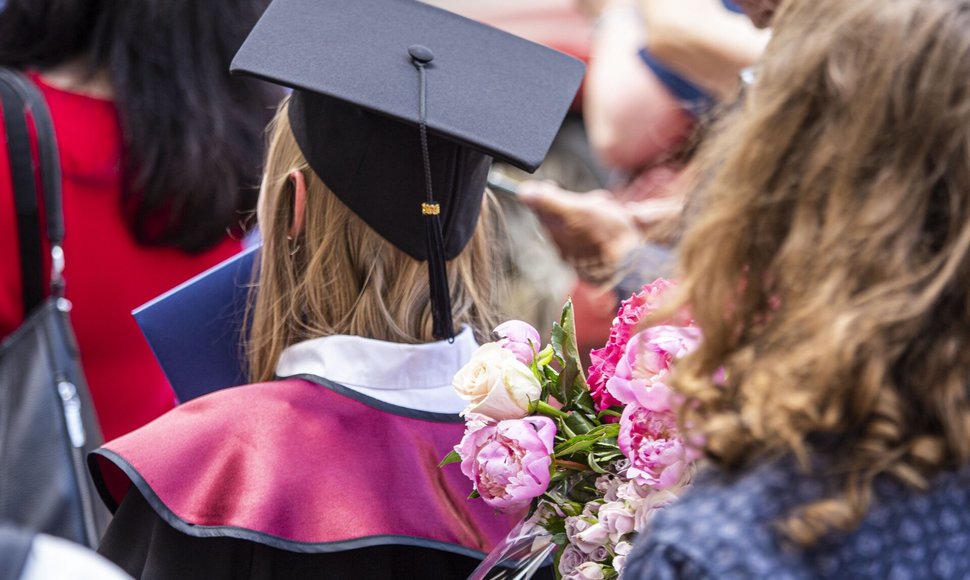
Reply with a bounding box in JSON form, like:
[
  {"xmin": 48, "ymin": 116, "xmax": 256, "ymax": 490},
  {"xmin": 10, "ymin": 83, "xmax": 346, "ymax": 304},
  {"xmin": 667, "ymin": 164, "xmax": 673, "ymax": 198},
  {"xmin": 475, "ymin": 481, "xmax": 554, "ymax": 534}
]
[{"xmin": 286, "ymin": 235, "xmax": 301, "ymax": 256}]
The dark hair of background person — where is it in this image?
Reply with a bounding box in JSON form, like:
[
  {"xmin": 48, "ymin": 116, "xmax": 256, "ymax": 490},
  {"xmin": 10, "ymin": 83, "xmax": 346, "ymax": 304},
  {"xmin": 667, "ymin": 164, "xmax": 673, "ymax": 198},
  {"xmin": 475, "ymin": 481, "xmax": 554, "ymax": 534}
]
[{"xmin": 0, "ymin": 0, "xmax": 281, "ymax": 252}]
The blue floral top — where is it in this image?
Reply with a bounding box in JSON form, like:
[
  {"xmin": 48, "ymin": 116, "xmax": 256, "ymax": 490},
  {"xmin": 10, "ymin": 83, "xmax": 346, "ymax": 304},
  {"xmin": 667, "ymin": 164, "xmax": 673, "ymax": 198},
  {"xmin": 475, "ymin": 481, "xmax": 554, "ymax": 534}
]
[{"xmin": 624, "ymin": 456, "xmax": 970, "ymax": 579}]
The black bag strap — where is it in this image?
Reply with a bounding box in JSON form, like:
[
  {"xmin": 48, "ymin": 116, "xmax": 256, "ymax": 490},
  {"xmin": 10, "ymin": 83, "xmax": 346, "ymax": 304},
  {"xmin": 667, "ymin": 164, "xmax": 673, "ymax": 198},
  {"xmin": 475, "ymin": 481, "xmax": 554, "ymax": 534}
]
[{"xmin": 0, "ymin": 68, "xmax": 65, "ymax": 316}]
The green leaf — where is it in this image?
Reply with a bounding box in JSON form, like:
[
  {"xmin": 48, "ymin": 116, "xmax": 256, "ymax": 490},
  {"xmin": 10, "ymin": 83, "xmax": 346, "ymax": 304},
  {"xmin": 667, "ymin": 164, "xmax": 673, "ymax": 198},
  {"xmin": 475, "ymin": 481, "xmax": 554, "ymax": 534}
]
[
  {"xmin": 587, "ymin": 451, "xmax": 609, "ymax": 474},
  {"xmin": 468, "ymin": 489, "xmax": 480, "ymax": 500},
  {"xmin": 552, "ymin": 299, "xmax": 595, "ymax": 418},
  {"xmin": 437, "ymin": 449, "xmax": 462, "ymax": 468},
  {"xmin": 591, "ymin": 451, "xmax": 625, "ymax": 464},
  {"xmin": 536, "ymin": 344, "xmax": 555, "ymax": 367},
  {"xmin": 557, "ymin": 416, "xmax": 578, "ymax": 440},
  {"xmin": 563, "ymin": 410, "xmax": 596, "ymax": 435},
  {"xmin": 596, "ymin": 408, "xmax": 623, "ymax": 420},
  {"xmin": 554, "ymin": 437, "xmax": 598, "ymax": 457}
]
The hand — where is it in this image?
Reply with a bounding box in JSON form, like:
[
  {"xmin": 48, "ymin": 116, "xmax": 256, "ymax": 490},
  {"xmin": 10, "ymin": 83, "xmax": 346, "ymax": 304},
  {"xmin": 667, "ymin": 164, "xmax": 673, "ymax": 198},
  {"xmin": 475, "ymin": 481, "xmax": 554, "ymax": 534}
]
[{"xmin": 518, "ymin": 181, "xmax": 640, "ymax": 283}]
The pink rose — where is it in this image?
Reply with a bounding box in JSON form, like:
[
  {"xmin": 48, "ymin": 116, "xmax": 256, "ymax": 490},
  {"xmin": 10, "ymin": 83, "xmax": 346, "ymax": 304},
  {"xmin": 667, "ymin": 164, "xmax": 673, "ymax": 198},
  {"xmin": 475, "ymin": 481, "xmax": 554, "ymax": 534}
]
[
  {"xmin": 574, "ymin": 523, "xmax": 610, "ymax": 554},
  {"xmin": 494, "ymin": 320, "xmax": 542, "ymax": 366},
  {"xmin": 565, "ymin": 516, "xmax": 591, "ymax": 542},
  {"xmin": 618, "ymin": 403, "xmax": 697, "ymax": 490},
  {"xmin": 457, "ymin": 415, "xmax": 556, "ymax": 511},
  {"xmin": 612, "ymin": 541, "xmax": 633, "ymax": 575},
  {"xmin": 587, "ymin": 279, "xmax": 681, "ymax": 411},
  {"xmin": 564, "ymin": 562, "xmax": 606, "ymax": 580},
  {"xmin": 557, "ymin": 544, "xmax": 588, "ymax": 577},
  {"xmin": 597, "ymin": 501, "xmax": 635, "ymax": 541}
]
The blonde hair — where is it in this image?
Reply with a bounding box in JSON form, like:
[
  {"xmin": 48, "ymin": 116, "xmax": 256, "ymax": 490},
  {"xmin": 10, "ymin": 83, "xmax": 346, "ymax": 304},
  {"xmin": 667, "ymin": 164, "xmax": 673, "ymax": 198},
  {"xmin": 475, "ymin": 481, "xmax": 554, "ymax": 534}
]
[
  {"xmin": 247, "ymin": 98, "xmax": 500, "ymax": 382},
  {"xmin": 666, "ymin": 0, "xmax": 970, "ymax": 546}
]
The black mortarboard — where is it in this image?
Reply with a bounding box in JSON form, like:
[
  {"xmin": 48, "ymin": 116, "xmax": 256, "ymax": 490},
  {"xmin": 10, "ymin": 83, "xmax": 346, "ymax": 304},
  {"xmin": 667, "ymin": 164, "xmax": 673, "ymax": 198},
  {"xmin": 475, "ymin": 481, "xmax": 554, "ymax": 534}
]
[{"xmin": 231, "ymin": 0, "xmax": 584, "ymax": 339}]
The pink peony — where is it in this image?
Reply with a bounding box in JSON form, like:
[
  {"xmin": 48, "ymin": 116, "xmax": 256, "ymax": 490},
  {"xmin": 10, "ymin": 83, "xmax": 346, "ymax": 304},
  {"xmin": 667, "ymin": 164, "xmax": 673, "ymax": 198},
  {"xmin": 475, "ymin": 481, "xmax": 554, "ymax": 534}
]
[
  {"xmin": 587, "ymin": 279, "xmax": 679, "ymax": 411},
  {"xmin": 605, "ymin": 326, "xmax": 700, "ymax": 409},
  {"xmin": 494, "ymin": 320, "xmax": 542, "ymax": 366},
  {"xmin": 457, "ymin": 415, "xmax": 556, "ymax": 511},
  {"xmin": 618, "ymin": 403, "xmax": 697, "ymax": 490}
]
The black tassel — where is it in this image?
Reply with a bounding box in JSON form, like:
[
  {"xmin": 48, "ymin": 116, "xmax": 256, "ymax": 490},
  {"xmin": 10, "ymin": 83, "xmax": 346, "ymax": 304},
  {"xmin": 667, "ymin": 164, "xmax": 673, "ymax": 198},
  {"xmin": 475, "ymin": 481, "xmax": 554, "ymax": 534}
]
[
  {"xmin": 425, "ymin": 211, "xmax": 454, "ymax": 340},
  {"xmin": 410, "ymin": 45, "xmax": 455, "ymax": 341}
]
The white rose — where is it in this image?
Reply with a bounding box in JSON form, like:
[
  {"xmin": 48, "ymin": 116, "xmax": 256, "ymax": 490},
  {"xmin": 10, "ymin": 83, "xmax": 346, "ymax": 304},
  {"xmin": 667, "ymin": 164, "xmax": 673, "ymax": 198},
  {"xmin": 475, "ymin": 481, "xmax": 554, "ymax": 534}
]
[{"xmin": 453, "ymin": 343, "xmax": 541, "ymax": 420}]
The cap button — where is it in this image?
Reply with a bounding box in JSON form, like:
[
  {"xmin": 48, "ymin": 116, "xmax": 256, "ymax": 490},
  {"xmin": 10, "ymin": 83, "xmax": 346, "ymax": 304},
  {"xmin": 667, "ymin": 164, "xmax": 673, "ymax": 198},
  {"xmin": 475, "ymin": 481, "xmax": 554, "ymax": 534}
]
[{"xmin": 408, "ymin": 44, "xmax": 434, "ymax": 64}]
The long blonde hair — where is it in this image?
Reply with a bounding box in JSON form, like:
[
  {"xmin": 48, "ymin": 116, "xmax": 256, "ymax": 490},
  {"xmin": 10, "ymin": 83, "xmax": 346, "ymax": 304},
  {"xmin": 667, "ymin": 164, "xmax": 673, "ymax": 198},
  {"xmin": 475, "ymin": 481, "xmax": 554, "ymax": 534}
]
[
  {"xmin": 667, "ymin": 0, "xmax": 970, "ymax": 545},
  {"xmin": 247, "ymin": 98, "xmax": 500, "ymax": 382}
]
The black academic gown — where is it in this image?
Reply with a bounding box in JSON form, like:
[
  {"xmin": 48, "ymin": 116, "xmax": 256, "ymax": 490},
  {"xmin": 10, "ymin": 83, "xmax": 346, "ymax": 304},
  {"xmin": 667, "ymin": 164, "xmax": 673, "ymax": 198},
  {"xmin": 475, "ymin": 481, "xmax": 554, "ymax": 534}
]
[{"xmin": 99, "ymin": 490, "xmax": 486, "ymax": 580}]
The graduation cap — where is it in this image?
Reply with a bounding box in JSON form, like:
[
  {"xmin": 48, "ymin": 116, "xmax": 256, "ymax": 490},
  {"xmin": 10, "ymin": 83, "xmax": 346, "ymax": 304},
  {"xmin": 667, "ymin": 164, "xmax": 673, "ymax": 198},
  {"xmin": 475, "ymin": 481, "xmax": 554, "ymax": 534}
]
[{"xmin": 231, "ymin": 0, "xmax": 584, "ymax": 340}]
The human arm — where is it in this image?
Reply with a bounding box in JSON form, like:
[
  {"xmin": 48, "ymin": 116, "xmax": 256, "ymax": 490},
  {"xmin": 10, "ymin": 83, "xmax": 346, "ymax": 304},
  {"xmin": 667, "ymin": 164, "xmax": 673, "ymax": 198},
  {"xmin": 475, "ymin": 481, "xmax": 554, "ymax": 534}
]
[
  {"xmin": 583, "ymin": 1, "xmax": 695, "ymax": 171},
  {"xmin": 639, "ymin": 0, "xmax": 770, "ymax": 99}
]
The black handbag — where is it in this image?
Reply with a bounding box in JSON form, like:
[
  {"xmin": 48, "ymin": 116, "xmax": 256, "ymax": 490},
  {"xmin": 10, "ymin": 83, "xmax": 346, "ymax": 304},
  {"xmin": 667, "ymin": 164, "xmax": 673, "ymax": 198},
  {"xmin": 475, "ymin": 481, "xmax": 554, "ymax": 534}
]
[{"xmin": 0, "ymin": 67, "xmax": 109, "ymax": 548}]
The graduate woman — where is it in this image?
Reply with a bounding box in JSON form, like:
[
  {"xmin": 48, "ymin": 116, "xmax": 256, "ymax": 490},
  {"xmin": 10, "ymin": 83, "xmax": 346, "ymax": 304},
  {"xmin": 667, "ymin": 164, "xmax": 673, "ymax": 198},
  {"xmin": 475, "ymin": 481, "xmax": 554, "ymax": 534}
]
[{"xmin": 87, "ymin": 0, "xmax": 583, "ymax": 578}]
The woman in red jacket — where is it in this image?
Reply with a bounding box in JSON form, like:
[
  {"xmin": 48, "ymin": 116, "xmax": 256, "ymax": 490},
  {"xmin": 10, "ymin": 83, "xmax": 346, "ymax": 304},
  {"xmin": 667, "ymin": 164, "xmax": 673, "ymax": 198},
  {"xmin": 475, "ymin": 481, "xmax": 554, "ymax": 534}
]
[{"xmin": 0, "ymin": 0, "xmax": 282, "ymax": 441}]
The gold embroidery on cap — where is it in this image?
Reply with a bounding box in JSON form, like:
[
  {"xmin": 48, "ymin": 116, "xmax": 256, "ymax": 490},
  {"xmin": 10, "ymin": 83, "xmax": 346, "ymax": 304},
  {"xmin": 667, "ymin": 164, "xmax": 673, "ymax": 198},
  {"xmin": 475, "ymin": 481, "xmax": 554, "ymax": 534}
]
[{"xmin": 421, "ymin": 202, "xmax": 441, "ymax": 216}]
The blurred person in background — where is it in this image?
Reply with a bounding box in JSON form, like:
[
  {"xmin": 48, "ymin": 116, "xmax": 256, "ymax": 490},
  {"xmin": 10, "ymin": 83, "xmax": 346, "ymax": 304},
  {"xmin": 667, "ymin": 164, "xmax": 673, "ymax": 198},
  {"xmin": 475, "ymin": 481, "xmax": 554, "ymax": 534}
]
[
  {"xmin": 626, "ymin": 0, "xmax": 970, "ymax": 575},
  {"xmin": 0, "ymin": 0, "xmax": 282, "ymax": 441},
  {"xmin": 520, "ymin": 0, "xmax": 769, "ymax": 359}
]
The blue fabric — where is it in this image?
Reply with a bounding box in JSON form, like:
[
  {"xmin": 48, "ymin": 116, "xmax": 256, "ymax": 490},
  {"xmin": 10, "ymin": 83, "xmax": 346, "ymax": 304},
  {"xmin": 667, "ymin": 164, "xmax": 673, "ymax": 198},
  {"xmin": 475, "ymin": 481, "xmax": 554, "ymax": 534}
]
[
  {"xmin": 625, "ymin": 456, "xmax": 970, "ymax": 579},
  {"xmin": 638, "ymin": 49, "xmax": 715, "ymax": 118},
  {"xmin": 638, "ymin": 0, "xmax": 744, "ymax": 117}
]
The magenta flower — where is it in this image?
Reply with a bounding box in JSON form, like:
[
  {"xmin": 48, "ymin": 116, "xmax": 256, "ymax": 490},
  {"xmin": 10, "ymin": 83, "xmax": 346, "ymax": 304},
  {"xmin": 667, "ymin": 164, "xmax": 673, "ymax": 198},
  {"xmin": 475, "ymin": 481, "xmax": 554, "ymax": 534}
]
[
  {"xmin": 618, "ymin": 403, "xmax": 697, "ymax": 490},
  {"xmin": 457, "ymin": 415, "xmax": 556, "ymax": 511},
  {"xmin": 494, "ymin": 320, "xmax": 542, "ymax": 366},
  {"xmin": 605, "ymin": 326, "xmax": 700, "ymax": 409},
  {"xmin": 587, "ymin": 279, "xmax": 679, "ymax": 411}
]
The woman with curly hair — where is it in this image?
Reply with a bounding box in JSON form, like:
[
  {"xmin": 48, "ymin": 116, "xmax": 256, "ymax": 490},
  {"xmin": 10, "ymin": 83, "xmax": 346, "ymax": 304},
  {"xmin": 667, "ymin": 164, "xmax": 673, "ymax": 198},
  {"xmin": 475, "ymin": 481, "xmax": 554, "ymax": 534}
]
[{"xmin": 624, "ymin": 0, "xmax": 970, "ymax": 576}]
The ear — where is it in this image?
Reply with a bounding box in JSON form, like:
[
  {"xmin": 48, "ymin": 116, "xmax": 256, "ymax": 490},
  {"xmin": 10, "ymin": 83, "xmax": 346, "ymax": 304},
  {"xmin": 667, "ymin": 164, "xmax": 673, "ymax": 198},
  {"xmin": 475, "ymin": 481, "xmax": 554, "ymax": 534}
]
[{"xmin": 288, "ymin": 170, "xmax": 307, "ymax": 238}]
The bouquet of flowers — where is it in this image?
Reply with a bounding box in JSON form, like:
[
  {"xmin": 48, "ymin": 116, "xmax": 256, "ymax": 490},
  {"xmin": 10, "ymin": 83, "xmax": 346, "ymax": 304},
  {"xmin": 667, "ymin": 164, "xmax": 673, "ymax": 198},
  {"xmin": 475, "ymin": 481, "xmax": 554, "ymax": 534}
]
[{"xmin": 441, "ymin": 279, "xmax": 701, "ymax": 579}]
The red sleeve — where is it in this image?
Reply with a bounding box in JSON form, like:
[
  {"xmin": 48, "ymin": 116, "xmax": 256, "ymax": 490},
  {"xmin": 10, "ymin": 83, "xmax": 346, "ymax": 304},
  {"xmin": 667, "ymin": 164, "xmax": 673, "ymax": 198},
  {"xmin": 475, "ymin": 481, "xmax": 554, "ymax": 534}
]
[{"xmin": 0, "ymin": 96, "xmax": 26, "ymax": 339}]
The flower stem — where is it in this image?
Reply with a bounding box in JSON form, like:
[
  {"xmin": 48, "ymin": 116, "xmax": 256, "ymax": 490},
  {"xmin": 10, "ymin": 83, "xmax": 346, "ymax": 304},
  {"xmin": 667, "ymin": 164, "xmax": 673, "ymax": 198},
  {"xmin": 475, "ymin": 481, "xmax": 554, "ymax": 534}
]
[
  {"xmin": 555, "ymin": 459, "xmax": 589, "ymax": 471},
  {"xmin": 530, "ymin": 400, "xmax": 569, "ymax": 418}
]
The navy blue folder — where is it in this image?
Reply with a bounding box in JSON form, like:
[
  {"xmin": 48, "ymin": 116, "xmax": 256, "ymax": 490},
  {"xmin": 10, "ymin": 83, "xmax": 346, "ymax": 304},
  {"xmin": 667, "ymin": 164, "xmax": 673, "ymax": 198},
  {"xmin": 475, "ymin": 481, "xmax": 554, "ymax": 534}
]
[{"xmin": 133, "ymin": 245, "xmax": 259, "ymax": 403}]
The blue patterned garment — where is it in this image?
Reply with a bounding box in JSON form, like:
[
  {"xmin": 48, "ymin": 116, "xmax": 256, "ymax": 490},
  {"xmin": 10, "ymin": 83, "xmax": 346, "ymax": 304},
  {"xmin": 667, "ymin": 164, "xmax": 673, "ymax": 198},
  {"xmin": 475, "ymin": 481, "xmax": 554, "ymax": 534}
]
[{"xmin": 624, "ymin": 457, "xmax": 970, "ymax": 579}]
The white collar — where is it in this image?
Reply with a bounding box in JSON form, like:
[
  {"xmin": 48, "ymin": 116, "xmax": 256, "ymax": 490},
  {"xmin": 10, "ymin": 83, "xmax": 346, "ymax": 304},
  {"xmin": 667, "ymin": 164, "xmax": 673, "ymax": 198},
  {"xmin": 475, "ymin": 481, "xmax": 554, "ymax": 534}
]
[{"xmin": 274, "ymin": 327, "xmax": 477, "ymax": 413}]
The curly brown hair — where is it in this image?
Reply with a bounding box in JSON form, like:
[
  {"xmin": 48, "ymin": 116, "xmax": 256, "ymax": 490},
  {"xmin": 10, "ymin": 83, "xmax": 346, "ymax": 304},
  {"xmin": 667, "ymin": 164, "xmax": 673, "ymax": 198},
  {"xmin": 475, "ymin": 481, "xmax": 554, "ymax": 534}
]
[{"xmin": 666, "ymin": 0, "xmax": 970, "ymax": 546}]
